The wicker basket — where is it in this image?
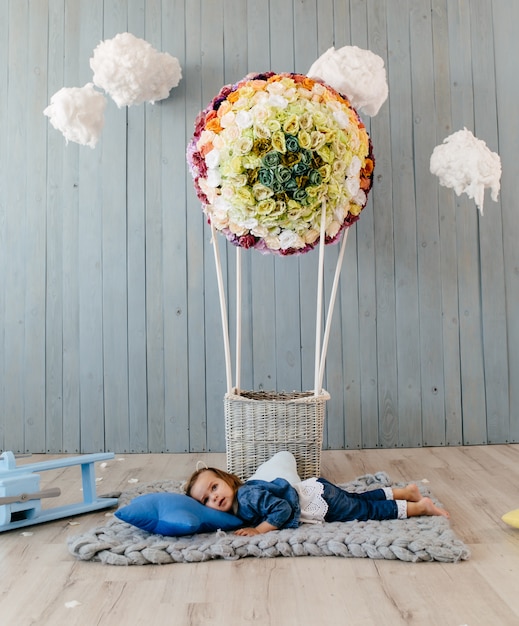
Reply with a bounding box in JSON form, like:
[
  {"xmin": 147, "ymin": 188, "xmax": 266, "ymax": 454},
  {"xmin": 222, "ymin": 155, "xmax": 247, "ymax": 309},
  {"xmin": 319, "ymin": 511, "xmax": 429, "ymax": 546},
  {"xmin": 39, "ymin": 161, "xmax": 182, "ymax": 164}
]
[{"xmin": 224, "ymin": 388, "xmax": 330, "ymax": 480}]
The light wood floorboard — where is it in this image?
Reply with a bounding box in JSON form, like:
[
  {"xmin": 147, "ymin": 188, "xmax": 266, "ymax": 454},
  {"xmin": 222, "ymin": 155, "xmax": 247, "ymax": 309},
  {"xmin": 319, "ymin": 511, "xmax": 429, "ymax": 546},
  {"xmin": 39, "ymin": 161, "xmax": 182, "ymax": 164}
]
[{"xmin": 0, "ymin": 446, "xmax": 518, "ymax": 625}]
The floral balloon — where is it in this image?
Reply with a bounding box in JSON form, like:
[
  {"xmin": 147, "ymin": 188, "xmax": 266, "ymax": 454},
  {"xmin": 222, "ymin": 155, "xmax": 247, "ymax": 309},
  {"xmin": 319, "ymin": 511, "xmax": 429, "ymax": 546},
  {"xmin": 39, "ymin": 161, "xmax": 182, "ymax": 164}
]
[{"xmin": 187, "ymin": 72, "xmax": 374, "ymax": 256}]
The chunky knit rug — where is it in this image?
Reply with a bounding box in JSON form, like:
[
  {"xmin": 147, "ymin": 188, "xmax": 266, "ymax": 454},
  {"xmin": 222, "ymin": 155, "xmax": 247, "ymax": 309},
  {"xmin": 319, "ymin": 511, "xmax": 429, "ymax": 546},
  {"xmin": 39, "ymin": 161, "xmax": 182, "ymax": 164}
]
[{"xmin": 68, "ymin": 472, "xmax": 470, "ymax": 565}]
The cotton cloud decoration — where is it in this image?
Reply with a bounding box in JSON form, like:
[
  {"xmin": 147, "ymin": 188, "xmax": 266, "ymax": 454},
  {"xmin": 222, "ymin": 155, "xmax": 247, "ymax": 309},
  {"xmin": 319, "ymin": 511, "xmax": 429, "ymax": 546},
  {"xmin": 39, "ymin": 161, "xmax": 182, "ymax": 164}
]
[
  {"xmin": 43, "ymin": 83, "xmax": 107, "ymax": 148},
  {"xmin": 90, "ymin": 32, "xmax": 182, "ymax": 107},
  {"xmin": 429, "ymin": 128, "xmax": 501, "ymax": 214},
  {"xmin": 307, "ymin": 45, "xmax": 388, "ymax": 117}
]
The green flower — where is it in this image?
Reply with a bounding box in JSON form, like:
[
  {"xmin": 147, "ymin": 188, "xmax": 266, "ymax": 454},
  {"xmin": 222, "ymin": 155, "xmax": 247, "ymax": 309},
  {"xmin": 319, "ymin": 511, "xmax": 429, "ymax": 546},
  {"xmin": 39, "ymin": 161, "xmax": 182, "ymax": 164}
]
[
  {"xmin": 285, "ymin": 134, "xmax": 300, "ymax": 153},
  {"xmin": 284, "ymin": 177, "xmax": 299, "ymax": 193},
  {"xmin": 263, "ymin": 151, "xmax": 281, "ymax": 168},
  {"xmin": 293, "ymin": 188, "xmax": 308, "ymax": 203},
  {"xmin": 300, "ymin": 149, "xmax": 313, "ymax": 165},
  {"xmin": 272, "ymin": 179, "xmax": 284, "ymax": 194},
  {"xmin": 259, "ymin": 168, "xmax": 275, "ymax": 187},
  {"xmin": 308, "ymin": 169, "xmax": 322, "ymax": 185},
  {"xmin": 274, "ymin": 166, "xmax": 292, "ymax": 185},
  {"xmin": 292, "ymin": 161, "xmax": 308, "ymax": 176}
]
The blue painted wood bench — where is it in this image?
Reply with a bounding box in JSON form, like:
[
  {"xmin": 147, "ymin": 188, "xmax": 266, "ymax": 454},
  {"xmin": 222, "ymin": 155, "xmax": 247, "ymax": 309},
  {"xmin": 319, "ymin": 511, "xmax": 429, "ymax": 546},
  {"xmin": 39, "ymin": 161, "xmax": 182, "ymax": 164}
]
[{"xmin": 0, "ymin": 451, "xmax": 119, "ymax": 532}]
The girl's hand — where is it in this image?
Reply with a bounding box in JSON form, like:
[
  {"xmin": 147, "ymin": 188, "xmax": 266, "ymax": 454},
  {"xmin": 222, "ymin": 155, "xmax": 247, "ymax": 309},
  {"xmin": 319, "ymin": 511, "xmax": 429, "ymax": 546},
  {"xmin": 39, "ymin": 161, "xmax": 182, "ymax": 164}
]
[
  {"xmin": 234, "ymin": 527, "xmax": 260, "ymax": 536},
  {"xmin": 234, "ymin": 521, "xmax": 278, "ymax": 536}
]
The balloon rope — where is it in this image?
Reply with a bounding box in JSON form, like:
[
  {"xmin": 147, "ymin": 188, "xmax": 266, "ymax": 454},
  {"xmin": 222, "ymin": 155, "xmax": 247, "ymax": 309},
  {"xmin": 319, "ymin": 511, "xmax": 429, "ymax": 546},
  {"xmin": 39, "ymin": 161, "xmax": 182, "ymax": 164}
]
[
  {"xmin": 318, "ymin": 228, "xmax": 349, "ymax": 391},
  {"xmin": 314, "ymin": 201, "xmax": 327, "ymax": 396},
  {"xmin": 235, "ymin": 246, "xmax": 242, "ymax": 395},
  {"xmin": 210, "ymin": 223, "xmax": 233, "ymax": 394}
]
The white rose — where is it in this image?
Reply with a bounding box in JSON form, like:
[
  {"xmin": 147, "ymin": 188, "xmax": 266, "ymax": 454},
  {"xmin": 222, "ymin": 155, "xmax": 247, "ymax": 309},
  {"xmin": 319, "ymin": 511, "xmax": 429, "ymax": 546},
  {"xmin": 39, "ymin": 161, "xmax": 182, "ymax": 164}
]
[
  {"xmin": 205, "ymin": 149, "xmax": 220, "ymax": 169},
  {"xmin": 279, "ymin": 229, "xmax": 305, "ymax": 250},
  {"xmin": 235, "ymin": 110, "xmax": 253, "ymax": 129}
]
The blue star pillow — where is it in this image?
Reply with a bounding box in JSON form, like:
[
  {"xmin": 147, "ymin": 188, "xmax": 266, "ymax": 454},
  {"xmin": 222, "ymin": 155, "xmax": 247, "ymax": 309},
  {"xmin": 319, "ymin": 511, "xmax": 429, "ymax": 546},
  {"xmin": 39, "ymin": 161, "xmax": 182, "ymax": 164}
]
[{"xmin": 115, "ymin": 492, "xmax": 243, "ymax": 536}]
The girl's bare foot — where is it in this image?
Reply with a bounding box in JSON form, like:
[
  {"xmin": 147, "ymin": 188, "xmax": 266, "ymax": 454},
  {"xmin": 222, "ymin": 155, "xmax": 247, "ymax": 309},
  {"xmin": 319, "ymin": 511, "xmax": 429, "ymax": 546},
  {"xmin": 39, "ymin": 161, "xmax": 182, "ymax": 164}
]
[
  {"xmin": 407, "ymin": 497, "xmax": 450, "ymax": 518},
  {"xmin": 392, "ymin": 483, "xmax": 422, "ymax": 503}
]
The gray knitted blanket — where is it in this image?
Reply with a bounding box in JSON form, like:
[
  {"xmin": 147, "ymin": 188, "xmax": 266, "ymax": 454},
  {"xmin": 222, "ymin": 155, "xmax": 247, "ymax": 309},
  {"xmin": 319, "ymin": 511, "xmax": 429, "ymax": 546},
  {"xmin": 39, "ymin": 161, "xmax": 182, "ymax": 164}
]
[{"xmin": 68, "ymin": 472, "xmax": 470, "ymax": 565}]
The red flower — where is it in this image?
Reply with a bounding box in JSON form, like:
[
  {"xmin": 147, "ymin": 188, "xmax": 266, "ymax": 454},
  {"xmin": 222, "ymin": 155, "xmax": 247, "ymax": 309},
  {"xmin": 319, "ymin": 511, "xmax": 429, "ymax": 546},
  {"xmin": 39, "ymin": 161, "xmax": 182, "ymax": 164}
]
[{"xmin": 238, "ymin": 234, "xmax": 257, "ymax": 249}]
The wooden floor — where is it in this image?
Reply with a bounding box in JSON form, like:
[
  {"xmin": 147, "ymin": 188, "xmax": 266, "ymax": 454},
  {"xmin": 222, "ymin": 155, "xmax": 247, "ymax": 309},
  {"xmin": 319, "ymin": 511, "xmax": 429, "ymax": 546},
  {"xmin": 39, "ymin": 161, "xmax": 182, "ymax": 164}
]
[{"xmin": 1, "ymin": 445, "xmax": 518, "ymax": 626}]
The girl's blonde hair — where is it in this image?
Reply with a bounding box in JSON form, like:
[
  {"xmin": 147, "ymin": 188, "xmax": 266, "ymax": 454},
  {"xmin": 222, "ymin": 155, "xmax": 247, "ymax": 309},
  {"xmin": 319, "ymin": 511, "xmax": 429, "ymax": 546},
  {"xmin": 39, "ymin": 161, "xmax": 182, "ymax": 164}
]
[{"xmin": 185, "ymin": 467, "xmax": 243, "ymax": 498}]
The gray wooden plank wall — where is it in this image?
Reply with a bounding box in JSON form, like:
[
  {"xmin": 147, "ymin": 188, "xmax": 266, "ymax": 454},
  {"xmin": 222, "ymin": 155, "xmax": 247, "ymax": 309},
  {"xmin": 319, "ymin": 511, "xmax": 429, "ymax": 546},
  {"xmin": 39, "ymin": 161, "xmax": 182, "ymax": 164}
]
[{"xmin": 0, "ymin": 0, "xmax": 517, "ymax": 454}]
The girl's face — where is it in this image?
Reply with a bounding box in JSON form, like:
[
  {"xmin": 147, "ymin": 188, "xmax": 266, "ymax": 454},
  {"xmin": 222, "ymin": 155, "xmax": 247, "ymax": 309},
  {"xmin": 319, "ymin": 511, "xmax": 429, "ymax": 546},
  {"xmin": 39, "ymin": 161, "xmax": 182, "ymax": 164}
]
[{"xmin": 189, "ymin": 470, "xmax": 235, "ymax": 512}]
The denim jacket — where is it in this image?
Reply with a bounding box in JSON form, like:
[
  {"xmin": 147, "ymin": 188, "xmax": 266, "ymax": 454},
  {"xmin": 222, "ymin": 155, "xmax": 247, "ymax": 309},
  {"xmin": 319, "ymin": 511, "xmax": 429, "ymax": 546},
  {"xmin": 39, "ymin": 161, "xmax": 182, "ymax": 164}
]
[{"xmin": 236, "ymin": 478, "xmax": 301, "ymax": 529}]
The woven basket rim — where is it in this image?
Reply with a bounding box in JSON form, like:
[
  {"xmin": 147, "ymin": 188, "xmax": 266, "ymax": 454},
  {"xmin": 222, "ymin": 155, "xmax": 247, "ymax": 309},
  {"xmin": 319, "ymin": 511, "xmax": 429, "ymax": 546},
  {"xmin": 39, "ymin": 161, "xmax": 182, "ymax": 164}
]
[{"xmin": 224, "ymin": 388, "xmax": 330, "ymax": 402}]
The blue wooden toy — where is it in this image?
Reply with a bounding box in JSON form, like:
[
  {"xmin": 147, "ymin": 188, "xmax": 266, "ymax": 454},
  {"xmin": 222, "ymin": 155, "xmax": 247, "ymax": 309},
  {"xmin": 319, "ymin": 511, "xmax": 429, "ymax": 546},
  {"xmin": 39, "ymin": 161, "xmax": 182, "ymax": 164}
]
[{"xmin": 0, "ymin": 451, "xmax": 119, "ymax": 532}]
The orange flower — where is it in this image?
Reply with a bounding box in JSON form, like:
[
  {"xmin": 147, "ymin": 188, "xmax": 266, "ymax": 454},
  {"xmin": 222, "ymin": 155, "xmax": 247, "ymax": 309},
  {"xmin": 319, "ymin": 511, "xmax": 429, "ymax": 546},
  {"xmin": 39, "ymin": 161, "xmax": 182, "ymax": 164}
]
[
  {"xmin": 200, "ymin": 142, "xmax": 214, "ymax": 157},
  {"xmin": 205, "ymin": 118, "xmax": 222, "ymax": 132},
  {"xmin": 247, "ymin": 79, "xmax": 267, "ymax": 90},
  {"xmin": 360, "ymin": 176, "xmax": 372, "ymax": 190},
  {"xmin": 301, "ymin": 77, "xmax": 315, "ymax": 90},
  {"xmin": 320, "ymin": 90, "xmax": 334, "ymax": 103},
  {"xmin": 227, "ymin": 90, "xmax": 241, "ymax": 103},
  {"xmin": 336, "ymin": 93, "xmax": 351, "ymax": 107},
  {"xmin": 362, "ymin": 158, "xmax": 374, "ymax": 175}
]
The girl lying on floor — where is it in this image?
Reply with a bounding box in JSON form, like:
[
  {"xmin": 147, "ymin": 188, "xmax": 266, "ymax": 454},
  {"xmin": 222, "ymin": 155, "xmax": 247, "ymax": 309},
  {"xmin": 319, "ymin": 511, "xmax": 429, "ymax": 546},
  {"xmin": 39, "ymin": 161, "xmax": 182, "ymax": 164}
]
[{"xmin": 185, "ymin": 464, "xmax": 450, "ymax": 536}]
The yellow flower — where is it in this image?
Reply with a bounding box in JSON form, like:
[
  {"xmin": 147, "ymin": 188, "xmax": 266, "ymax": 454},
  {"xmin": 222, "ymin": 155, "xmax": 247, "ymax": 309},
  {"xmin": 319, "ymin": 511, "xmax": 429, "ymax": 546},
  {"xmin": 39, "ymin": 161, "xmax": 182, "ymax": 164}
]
[
  {"xmin": 282, "ymin": 114, "xmax": 300, "ymax": 135},
  {"xmin": 256, "ymin": 198, "xmax": 276, "ymax": 215},
  {"xmin": 298, "ymin": 112, "xmax": 314, "ymax": 131},
  {"xmin": 287, "ymin": 101, "xmax": 305, "ymax": 117},
  {"xmin": 252, "ymin": 184, "xmax": 274, "ymax": 201},
  {"xmin": 230, "ymin": 174, "xmax": 248, "ymax": 188},
  {"xmin": 312, "ymin": 110, "xmax": 328, "ymax": 128},
  {"xmin": 304, "ymin": 228, "xmax": 320, "ymax": 244},
  {"xmin": 235, "ymin": 186, "xmax": 254, "ymax": 204},
  {"xmin": 264, "ymin": 235, "xmax": 282, "ymax": 250},
  {"xmin": 241, "ymin": 154, "xmax": 262, "ymax": 170},
  {"xmin": 237, "ymin": 85, "xmax": 255, "ymax": 99},
  {"xmin": 327, "ymin": 220, "xmax": 341, "ymax": 238},
  {"xmin": 234, "ymin": 136, "xmax": 254, "ymax": 156},
  {"xmin": 318, "ymin": 164, "xmax": 332, "ymax": 182},
  {"xmin": 332, "ymin": 159, "xmax": 347, "ymax": 178},
  {"xmin": 271, "ymin": 199, "xmax": 287, "ymax": 217},
  {"xmin": 271, "ymin": 130, "xmax": 286, "ymax": 153},
  {"xmin": 298, "ymin": 130, "xmax": 311, "ymax": 150},
  {"xmin": 253, "ymin": 123, "xmax": 271, "ymax": 139},
  {"xmin": 326, "ymin": 180, "xmax": 342, "ymax": 200},
  {"xmin": 310, "ymin": 131, "xmax": 327, "ymax": 151},
  {"xmin": 219, "ymin": 160, "xmax": 235, "ymax": 178},
  {"xmin": 317, "ymin": 146, "xmax": 335, "ymax": 165}
]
